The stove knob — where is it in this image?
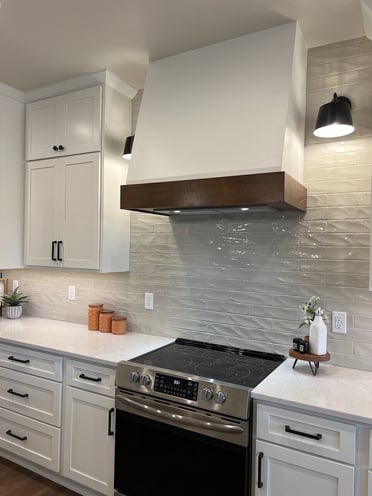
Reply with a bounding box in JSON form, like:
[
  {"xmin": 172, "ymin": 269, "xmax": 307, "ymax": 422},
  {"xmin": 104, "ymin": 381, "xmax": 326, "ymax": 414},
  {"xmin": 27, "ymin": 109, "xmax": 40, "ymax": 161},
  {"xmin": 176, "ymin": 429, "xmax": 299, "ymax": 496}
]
[
  {"xmin": 140, "ymin": 374, "xmax": 151, "ymax": 386},
  {"xmin": 215, "ymin": 391, "xmax": 226, "ymax": 404},
  {"xmin": 129, "ymin": 371, "xmax": 140, "ymax": 383},
  {"xmin": 202, "ymin": 388, "xmax": 214, "ymax": 401}
]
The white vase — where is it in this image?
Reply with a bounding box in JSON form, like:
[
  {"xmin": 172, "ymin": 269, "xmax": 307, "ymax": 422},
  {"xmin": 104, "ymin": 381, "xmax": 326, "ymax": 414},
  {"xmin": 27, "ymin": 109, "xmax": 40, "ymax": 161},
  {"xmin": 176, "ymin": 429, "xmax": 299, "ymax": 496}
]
[
  {"xmin": 6, "ymin": 306, "xmax": 22, "ymax": 319},
  {"xmin": 309, "ymin": 311, "xmax": 327, "ymax": 355}
]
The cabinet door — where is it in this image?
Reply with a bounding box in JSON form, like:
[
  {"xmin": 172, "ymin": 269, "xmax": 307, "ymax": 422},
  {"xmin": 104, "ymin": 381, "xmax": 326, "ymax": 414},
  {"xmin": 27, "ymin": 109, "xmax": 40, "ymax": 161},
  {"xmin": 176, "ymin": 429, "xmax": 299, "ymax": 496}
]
[
  {"xmin": 25, "ymin": 154, "xmax": 100, "ymax": 269},
  {"xmin": 62, "ymin": 386, "xmax": 115, "ymax": 495},
  {"xmin": 24, "ymin": 159, "xmax": 60, "ymax": 267},
  {"xmin": 254, "ymin": 440, "xmax": 354, "ymax": 496},
  {"xmin": 25, "ymin": 95, "xmax": 61, "ymax": 160},
  {"xmin": 59, "ymin": 86, "xmax": 102, "ymax": 157},
  {"xmin": 26, "ymin": 86, "xmax": 102, "ymax": 161},
  {"xmin": 61, "ymin": 153, "xmax": 100, "ymax": 269}
]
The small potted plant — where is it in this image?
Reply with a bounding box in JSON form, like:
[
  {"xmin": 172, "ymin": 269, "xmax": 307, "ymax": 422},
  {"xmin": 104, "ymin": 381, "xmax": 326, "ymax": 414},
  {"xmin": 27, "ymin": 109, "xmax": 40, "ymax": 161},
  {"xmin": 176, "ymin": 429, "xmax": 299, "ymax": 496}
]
[{"xmin": 0, "ymin": 287, "xmax": 30, "ymax": 319}]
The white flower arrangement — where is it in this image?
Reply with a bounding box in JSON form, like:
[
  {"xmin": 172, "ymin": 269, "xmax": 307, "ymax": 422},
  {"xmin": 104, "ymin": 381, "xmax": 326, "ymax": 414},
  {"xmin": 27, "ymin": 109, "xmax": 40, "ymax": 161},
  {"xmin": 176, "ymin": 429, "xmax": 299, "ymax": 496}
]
[{"xmin": 299, "ymin": 295, "xmax": 324, "ymax": 329}]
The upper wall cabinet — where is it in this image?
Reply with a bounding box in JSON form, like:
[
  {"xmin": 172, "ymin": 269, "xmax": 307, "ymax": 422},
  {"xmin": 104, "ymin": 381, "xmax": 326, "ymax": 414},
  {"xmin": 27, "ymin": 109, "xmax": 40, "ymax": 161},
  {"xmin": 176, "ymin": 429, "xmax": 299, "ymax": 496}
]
[
  {"xmin": 24, "ymin": 72, "xmax": 135, "ymax": 273},
  {"xmin": 0, "ymin": 84, "xmax": 25, "ymax": 269},
  {"xmin": 25, "ymin": 86, "xmax": 102, "ymax": 161}
]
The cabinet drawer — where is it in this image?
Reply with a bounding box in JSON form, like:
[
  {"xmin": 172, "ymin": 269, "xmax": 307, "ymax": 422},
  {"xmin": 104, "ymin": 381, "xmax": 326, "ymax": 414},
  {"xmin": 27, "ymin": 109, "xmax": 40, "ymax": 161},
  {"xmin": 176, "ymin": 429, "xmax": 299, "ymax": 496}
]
[
  {"xmin": 0, "ymin": 343, "xmax": 63, "ymax": 381},
  {"xmin": 256, "ymin": 403, "xmax": 356, "ymax": 464},
  {"xmin": 0, "ymin": 406, "xmax": 60, "ymax": 472},
  {"xmin": 0, "ymin": 367, "xmax": 62, "ymax": 427},
  {"xmin": 65, "ymin": 359, "xmax": 115, "ymax": 397}
]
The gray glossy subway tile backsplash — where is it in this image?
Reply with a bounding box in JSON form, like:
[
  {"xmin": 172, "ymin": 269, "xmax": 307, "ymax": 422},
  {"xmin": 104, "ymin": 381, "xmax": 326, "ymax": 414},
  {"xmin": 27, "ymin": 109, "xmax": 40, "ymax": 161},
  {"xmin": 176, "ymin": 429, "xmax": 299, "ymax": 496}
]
[{"xmin": 4, "ymin": 37, "xmax": 372, "ymax": 371}]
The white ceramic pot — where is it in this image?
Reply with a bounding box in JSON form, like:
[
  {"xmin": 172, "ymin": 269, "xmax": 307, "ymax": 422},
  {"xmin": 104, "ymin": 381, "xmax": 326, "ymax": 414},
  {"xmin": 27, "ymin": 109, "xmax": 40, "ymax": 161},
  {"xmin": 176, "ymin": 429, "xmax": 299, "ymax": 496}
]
[{"xmin": 6, "ymin": 306, "xmax": 22, "ymax": 319}]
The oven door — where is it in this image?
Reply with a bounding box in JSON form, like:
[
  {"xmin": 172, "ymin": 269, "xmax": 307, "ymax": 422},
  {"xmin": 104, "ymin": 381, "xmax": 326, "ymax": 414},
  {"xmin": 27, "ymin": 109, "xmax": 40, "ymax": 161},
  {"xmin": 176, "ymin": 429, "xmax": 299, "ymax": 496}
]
[{"xmin": 114, "ymin": 390, "xmax": 250, "ymax": 496}]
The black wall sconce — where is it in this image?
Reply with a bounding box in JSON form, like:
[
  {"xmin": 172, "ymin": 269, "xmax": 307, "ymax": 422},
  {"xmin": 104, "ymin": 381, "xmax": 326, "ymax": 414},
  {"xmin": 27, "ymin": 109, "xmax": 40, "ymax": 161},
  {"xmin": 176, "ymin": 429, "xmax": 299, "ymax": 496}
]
[
  {"xmin": 122, "ymin": 135, "xmax": 134, "ymax": 159},
  {"xmin": 313, "ymin": 93, "xmax": 354, "ymax": 138}
]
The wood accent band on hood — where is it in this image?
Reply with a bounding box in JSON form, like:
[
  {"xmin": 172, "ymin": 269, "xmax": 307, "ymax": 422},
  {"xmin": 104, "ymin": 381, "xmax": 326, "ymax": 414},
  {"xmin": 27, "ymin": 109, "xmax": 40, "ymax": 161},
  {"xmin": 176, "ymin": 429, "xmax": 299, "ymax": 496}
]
[{"xmin": 120, "ymin": 171, "xmax": 307, "ymax": 215}]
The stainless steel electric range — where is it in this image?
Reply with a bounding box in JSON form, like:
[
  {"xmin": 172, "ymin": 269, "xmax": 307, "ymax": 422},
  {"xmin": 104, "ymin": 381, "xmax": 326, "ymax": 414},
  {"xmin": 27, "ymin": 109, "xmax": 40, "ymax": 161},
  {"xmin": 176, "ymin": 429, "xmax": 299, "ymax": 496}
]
[{"xmin": 114, "ymin": 338, "xmax": 285, "ymax": 496}]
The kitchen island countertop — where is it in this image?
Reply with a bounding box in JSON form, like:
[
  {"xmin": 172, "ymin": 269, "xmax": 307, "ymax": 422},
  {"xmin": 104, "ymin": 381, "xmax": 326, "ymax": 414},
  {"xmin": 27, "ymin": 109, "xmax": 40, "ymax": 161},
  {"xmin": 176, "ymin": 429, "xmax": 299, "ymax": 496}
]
[
  {"xmin": 0, "ymin": 316, "xmax": 174, "ymax": 366},
  {"xmin": 252, "ymin": 357, "xmax": 372, "ymax": 424}
]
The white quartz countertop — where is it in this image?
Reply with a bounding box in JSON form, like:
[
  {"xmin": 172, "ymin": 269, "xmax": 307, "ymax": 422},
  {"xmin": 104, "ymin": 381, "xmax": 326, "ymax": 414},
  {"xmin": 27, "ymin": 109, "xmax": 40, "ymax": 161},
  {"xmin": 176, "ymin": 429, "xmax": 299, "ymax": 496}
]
[
  {"xmin": 252, "ymin": 358, "xmax": 372, "ymax": 424},
  {"xmin": 0, "ymin": 316, "xmax": 174, "ymax": 366}
]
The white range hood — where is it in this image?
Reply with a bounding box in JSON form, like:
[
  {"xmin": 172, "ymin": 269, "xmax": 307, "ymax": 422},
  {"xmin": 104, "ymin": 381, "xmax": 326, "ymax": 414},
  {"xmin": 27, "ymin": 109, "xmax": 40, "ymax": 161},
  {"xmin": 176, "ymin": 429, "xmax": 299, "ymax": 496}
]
[{"xmin": 121, "ymin": 21, "xmax": 307, "ymax": 215}]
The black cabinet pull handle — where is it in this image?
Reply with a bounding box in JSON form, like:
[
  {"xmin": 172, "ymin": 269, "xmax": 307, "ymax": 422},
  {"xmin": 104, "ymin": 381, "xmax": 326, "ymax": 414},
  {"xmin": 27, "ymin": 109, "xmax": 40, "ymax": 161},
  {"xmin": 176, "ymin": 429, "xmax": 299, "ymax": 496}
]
[
  {"xmin": 257, "ymin": 451, "xmax": 263, "ymax": 488},
  {"xmin": 6, "ymin": 430, "xmax": 27, "ymax": 442},
  {"xmin": 52, "ymin": 145, "xmax": 58, "ymax": 151},
  {"xmin": 79, "ymin": 373, "xmax": 102, "ymax": 382},
  {"xmin": 7, "ymin": 388, "xmax": 29, "ymax": 398},
  {"xmin": 108, "ymin": 407, "xmax": 114, "ymax": 436},
  {"xmin": 51, "ymin": 240, "xmax": 57, "ymax": 261},
  {"xmin": 58, "ymin": 145, "xmax": 64, "ymax": 151},
  {"xmin": 57, "ymin": 241, "xmax": 63, "ymax": 261},
  {"xmin": 285, "ymin": 425, "xmax": 322, "ymax": 440},
  {"xmin": 7, "ymin": 356, "xmax": 30, "ymax": 364}
]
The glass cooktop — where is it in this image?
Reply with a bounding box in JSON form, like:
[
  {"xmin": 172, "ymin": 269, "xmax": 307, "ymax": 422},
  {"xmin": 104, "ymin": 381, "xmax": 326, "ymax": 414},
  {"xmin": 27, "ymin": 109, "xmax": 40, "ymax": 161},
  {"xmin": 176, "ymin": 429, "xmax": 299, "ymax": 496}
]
[{"xmin": 130, "ymin": 338, "xmax": 285, "ymax": 388}]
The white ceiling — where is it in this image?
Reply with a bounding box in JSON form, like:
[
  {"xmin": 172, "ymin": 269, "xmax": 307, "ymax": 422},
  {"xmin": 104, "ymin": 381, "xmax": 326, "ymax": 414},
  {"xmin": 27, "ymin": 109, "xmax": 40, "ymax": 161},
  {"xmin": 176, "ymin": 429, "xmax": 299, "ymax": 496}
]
[{"xmin": 0, "ymin": 0, "xmax": 366, "ymax": 92}]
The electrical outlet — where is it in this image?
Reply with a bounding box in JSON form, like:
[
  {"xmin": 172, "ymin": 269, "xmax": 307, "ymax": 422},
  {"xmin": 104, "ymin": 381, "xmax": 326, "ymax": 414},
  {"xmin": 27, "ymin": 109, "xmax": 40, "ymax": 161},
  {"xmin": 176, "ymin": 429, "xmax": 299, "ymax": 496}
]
[
  {"xmin": 332, "ymin": 311, "xmax": 347, "ymax": 334},
  {"xmin": 12, "ymin": 280, "xmax": 19, "ymax": 291},
  {"xmin": 145, "ymin": 292, "xmax": 154, "ymax": 310},
  {"xmin": 68, "ymin": 285, "xmax": 76, "ymax": 301}
]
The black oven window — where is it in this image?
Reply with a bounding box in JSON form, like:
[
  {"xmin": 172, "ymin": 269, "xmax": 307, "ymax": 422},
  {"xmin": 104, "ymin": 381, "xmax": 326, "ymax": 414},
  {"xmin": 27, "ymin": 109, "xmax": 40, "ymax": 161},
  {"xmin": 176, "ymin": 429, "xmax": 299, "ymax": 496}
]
[{"xmin": 115, "ymin": 410, "xmax": 248, "ymax": 496}]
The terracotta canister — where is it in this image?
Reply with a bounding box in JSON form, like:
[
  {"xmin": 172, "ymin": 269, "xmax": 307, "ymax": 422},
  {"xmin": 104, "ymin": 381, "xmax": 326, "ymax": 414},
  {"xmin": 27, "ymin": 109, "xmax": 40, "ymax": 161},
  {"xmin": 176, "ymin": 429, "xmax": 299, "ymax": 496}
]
[
  {"xmin": 88, "ymin": 303, "xmax": 104, "ymax": 331},
  {"xmin": 99, "ymin": 310, "xmax": 114, "ymax": 333},
  {"xmin": 112, "ymin": 316, "xmax": 127, "ymax": 335}
]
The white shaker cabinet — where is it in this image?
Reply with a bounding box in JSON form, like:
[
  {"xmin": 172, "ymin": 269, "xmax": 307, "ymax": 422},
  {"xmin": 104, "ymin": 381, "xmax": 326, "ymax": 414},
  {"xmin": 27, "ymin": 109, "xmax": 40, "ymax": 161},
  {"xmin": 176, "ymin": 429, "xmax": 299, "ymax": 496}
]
[
  {"xmin": 24, "ymin": 75, "xmax": 132, "ymax": 273},
  {"xmin": 25, "ymin": 86, "xmax": 102, "ymax": 161},
  {"xmin": 0, "ymin": 84, "xmax": 25, "ymax": 269},
  {"xmin": 62, "ymin": 359, "xmax": 115, "ymax": 495},
  {"xmin": 24, "ymin": 153, "xmax": 100, "ymax": 270},
  {"xmin": 254, "ymin": 403, "xmax": 355, "ymax": 496}
]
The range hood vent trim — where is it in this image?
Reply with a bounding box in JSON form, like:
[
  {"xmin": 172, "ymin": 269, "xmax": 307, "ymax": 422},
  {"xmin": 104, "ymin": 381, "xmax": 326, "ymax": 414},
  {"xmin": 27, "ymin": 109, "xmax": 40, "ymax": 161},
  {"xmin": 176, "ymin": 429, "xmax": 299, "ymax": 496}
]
[{"xmin": 120, "ymin": 171, "xmax": 307, "ymax": 216}]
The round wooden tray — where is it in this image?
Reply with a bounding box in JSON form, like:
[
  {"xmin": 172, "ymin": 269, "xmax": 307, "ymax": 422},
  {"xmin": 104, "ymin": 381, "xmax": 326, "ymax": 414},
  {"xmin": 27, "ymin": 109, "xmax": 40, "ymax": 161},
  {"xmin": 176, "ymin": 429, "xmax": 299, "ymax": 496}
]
[
  {"xmin": 289, "ymin": 349, "xmax": 330, "ymax": 362},
  {"xmin": 289, "ymin": 348, "xmax": 330, "ymax": 375}
]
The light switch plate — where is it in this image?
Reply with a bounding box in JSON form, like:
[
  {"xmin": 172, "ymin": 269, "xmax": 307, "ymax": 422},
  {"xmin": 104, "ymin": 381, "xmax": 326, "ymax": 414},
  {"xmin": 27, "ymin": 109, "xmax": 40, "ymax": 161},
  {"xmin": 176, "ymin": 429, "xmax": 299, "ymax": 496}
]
[{"xmin": 145, "ymin": 292, "xmax": 154, "ymax": 310}]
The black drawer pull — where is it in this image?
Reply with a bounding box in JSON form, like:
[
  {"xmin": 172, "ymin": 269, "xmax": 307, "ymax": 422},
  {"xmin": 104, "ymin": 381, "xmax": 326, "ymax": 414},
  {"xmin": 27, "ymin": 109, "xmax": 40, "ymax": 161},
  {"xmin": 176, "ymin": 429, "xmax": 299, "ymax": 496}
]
[
  {"xmin": 285, "ymin": 425, "xmax": 322, "ymax": 440},
  {"xmin": 108, "ymin": 407, "xmax": 115, "ymax": 436},
  {"xmin": 7, "ymin": 356, "xmax": 30, "ymax": 364},
  {"xmin": 79, "ymin": 373, "xmax": 102, "ymax": 382},
  {"xmin": 6, "ymin": 429, "xmax": 27, "ymax": 442},
  {"xmin": 7, "ymin": 388, "xmax": 29, "ymax": 398},
  {"xmin": 257, "ymin": 451, "xmax": 263, "ymax": 488}
]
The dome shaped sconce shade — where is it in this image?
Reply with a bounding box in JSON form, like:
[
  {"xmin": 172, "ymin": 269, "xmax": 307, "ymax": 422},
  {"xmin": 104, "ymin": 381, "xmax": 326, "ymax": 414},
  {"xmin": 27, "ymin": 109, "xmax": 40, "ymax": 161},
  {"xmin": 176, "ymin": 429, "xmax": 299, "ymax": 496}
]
[
  {"xmin": 122, "ymin": 135, "xmax": 134, "ymax": 159},
  {"xmin": 313, "ymin": 93, "xmax": 354, "ymax": 138}
]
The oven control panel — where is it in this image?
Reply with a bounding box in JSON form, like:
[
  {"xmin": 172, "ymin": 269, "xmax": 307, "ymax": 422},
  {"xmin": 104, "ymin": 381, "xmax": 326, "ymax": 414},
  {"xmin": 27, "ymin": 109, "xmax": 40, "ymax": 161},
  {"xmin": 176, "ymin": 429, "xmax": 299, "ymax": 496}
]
[
  {"xmin": 116, "ymin": 363, "xmax": 251, "ymax": 419},
  {"xmin": 154, "ymin": 373, "xmax": 198, "ymax": 400}
]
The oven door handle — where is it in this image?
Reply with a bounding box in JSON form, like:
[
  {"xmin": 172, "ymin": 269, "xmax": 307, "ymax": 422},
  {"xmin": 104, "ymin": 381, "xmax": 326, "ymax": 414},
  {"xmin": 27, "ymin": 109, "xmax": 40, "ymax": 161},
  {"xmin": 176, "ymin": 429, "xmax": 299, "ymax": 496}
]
[{"xmin": 116, "ymin": 394, "xmax": 244, "ymax": 434}]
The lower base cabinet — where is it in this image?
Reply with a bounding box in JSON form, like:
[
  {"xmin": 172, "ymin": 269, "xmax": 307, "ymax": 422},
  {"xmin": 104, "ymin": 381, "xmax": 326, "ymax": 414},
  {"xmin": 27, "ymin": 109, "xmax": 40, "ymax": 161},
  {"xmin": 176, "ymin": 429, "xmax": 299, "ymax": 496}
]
[
  {"xmin": 255, "ymin": 439, "xmax": 354, "ymax": 496},
  {"xmin": 254, "ymin": 402, "xmax": 356, "ymax": 496},
  {"xmin": 62, "ymin": 386, "xmax": 115, "ymax": 495}
]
